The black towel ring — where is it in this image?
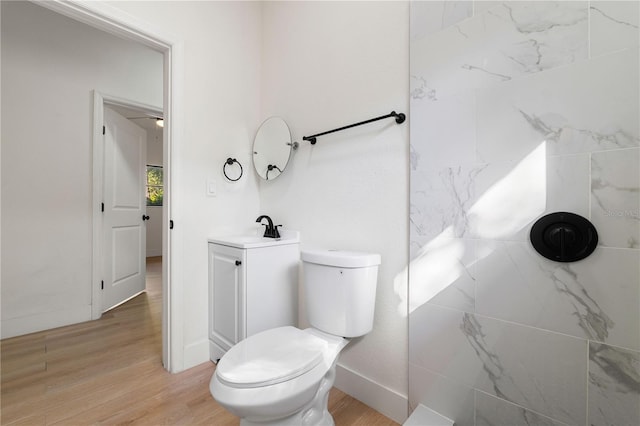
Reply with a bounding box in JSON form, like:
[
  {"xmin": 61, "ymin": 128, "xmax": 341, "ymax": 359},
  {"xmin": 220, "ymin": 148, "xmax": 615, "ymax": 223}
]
[{"xmin": 223, "ymin": 158, "xmax": 243, "ymax": 182}]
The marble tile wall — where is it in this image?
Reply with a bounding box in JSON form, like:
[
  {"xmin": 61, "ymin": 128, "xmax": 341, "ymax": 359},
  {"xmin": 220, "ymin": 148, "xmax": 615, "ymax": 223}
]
[{"xmin": 409, "ymin": 2, "xmax": 640, "ymax": 425}]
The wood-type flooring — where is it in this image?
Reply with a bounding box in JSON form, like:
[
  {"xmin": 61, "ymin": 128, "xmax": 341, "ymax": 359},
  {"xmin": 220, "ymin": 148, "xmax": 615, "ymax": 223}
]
[{"xmin": 1, "ymin": 257, "xmax": 399, "ymax": 426}]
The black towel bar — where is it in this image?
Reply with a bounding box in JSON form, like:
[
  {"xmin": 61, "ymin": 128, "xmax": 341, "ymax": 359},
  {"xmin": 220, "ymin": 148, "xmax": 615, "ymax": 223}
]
[{"xmin": 302, "ymin": 111, "xmax": 405, "ymax": 145}]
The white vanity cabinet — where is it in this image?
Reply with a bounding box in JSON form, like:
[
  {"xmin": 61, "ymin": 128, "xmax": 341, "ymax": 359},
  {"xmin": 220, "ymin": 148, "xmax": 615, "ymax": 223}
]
[{"xmin": 208, "ymin": 233, "xmax": 299, "ymax": 362}]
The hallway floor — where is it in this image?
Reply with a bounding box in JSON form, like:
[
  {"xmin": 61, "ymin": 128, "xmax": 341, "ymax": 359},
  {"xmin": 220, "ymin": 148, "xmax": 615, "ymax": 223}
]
[{"xmin": 1, "ymin": 257, "xmax": 399, "ymax": 425}]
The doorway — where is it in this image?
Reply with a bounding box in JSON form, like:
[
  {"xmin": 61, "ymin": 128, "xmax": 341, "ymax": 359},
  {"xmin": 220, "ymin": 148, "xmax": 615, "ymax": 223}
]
[
  {"xmin": 38, "ymin": 0, "xmax": 180, "ymax": 371},
  {"xmin": 99, "ymin": 102, "xmax": 166, "ymax": 314},
  {"xmin": 2, "ymin": 0, "xmax": 181, "ymax": 372},
  {"xmin": 92, "ymin": 91, "xmax": 170, "ymax": 368}
]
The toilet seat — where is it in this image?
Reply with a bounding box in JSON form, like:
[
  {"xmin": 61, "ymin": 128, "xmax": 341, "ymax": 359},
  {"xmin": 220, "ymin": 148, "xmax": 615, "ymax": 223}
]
[
  {"xmin": 210, "ymin": 327, "xmax": 349, "ymax": 422},
  {"xmin": 216, "ymin": 326, "xmax": 328, "ymax": 388}
]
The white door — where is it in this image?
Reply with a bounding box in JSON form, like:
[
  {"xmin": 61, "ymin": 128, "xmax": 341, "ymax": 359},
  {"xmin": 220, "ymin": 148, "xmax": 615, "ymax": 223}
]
[{"xmin": 102, "ymin": 107, "xmax": 147, "ymax": 312}]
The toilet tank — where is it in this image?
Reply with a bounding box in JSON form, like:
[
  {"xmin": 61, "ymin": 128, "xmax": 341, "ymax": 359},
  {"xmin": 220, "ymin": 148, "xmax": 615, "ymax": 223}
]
[{"xmin": 301, "ymin": 250, "xmax": 381, "ymax": 338}]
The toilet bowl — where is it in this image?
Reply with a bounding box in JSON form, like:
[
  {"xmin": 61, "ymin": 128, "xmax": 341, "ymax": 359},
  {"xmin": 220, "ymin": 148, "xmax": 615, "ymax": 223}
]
[
  {"xmin": 210, "ymin": 327, "xmax": 348, "ymax": 425},
  {"xmin": 210, "ymin": 249, "xmax": 380, "ymax": 425}
]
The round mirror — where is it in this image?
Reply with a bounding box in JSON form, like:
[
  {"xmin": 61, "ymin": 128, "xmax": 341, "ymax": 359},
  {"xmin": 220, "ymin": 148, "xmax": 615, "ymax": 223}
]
[{"xmin": 252, "ymin": 117, "xmax": 293, "ymax": 180}]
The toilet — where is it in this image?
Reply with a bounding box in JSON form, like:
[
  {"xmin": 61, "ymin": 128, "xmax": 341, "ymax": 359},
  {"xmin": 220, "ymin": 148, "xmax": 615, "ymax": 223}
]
[{"xmin": 209, "ymin": 249, "xmax": 381, "ymax": 426}]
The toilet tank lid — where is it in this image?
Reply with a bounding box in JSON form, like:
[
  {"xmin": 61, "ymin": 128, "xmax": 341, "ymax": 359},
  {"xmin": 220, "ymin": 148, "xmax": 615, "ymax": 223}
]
[{"xmin": 301, "ymin": 249, "xmax": 381, "ymax": 268}]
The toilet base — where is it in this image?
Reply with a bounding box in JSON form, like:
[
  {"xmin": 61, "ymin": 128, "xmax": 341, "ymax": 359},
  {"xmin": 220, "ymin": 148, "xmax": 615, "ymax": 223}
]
[
  {"xmin": 240, "ymin": 409, "xmax": 333, "ymax": 426},
  {"xmin": 239, "ymin": 360, "xmax": 337, "ymax": 426}
]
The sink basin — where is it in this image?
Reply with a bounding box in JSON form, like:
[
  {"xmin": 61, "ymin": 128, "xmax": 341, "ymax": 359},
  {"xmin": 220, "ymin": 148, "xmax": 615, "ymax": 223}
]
[{"xmin": 209, "ymin": 230, "xmax": 299, "ymax": 249}]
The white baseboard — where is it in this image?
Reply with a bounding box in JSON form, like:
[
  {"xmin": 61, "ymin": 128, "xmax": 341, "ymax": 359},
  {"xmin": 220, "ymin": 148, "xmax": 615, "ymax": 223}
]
[
  {"xmin": 183, "ymin": 338, "xmax": 210, "ymax": 370},
  {"xmin": 404, "ymin": 404, "xmax": 454, "ymax": 426},
  {"xmin": 335, "ymin": 363, "xmax": 408, "ymax": 424},
  {"xmin": 1, "ymin": 305, "xmax": 92, "ymax": 339},
  {"xmin": 146, "ymin": 249, "xmax": 162, "ymax": 258}
]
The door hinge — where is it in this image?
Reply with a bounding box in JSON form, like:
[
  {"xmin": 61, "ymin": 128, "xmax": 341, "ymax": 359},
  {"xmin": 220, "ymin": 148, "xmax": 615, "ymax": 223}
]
[
  {"xmin": 101, "ymin": 280, "xmax": 104, "ymax": 290},
  {"xmin": 101, "ymin": 202, "xmax": 104, "ymax": 212},
  {"xmin": 102, "ymin": 125, "xmax": 105, "ymax": 135},
  {"xmin": 170, "ymin": 220, "xmax": 174, "ymax": 230}
]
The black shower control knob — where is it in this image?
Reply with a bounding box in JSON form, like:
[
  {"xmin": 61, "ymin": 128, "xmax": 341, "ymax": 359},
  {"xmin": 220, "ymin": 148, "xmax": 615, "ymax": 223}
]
[
  {"xmin": 545, "ymin": 224, "xmax": 577, "ymax": 247},
  {"xmin": 530, "ymin": 212, "xmax": 598, "ymax": 263}
]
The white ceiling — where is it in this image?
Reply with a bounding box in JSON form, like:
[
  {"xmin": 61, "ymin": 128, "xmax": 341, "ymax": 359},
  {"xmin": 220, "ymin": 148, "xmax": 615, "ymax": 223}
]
[{"xmin": 109, "ymin": 104, "xmax": 163, "ymax": 132}]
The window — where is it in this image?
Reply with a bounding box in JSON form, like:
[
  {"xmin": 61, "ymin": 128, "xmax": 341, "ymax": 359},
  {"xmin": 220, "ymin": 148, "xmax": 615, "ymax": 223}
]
[{"xmin": 146, "ymin": 165, "xmax": 163, "ymax": 206}]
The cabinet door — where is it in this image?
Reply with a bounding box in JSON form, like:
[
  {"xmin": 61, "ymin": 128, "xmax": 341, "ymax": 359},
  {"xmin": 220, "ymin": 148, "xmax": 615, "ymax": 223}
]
[{"xmin": 208, "ymin": 244, "xmax": 245, "ymax": 350}]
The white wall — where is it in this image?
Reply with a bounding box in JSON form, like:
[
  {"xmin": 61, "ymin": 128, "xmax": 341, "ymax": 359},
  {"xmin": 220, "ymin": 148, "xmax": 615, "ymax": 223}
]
[
  {"xmin": 259, "ymin": 2, "xmax": 409, "ymax": 422},
  {"xmin": 1, "ymin": 1, "xmax": 163, "ymax": 337},
  {"xmin": 146, "ymin": 124, "xmax": 163, "ymax": 258}
]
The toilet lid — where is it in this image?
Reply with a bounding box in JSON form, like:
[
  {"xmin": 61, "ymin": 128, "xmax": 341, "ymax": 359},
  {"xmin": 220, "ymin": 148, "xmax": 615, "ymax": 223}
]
[{"xmin": 216, "ymin": 326, "xmax": 327, "ymax": 388}]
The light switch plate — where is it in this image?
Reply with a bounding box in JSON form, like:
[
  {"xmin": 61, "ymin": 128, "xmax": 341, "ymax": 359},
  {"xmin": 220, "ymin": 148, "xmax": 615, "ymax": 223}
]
[{"xmin": 207, "ymin": 179, "xmax": 217, "ymax": 197}]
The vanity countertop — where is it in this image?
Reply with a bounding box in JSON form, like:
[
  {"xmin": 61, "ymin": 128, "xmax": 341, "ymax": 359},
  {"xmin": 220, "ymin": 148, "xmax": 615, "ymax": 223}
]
[{"xmin": 208, "ymin": 230, "xmax": 299, "ymax": 249}]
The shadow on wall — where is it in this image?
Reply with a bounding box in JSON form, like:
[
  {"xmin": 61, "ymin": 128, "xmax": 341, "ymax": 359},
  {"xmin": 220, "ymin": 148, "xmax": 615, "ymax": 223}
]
[{"xmin": 395, "ymin": 142, "xmax": 547, "ymax": 314}]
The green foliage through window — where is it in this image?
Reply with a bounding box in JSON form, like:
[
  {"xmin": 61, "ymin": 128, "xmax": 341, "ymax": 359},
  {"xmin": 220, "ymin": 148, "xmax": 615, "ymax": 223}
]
[{"xmin": 146, "ymin": 165, "xmax": 163, "ymax": 206}]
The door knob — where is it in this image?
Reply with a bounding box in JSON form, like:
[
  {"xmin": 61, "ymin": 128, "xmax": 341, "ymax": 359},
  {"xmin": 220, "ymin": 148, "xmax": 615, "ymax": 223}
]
[{"xmin": 142, "ymin": 215, "xmax": 150, "ymax": 221}]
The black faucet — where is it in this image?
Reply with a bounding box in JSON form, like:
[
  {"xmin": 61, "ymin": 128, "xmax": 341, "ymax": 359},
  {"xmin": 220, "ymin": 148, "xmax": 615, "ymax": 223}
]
[{"xmin": 256, "ymin": 215, "xmax": 281, "ymax": 238}]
